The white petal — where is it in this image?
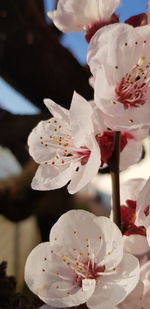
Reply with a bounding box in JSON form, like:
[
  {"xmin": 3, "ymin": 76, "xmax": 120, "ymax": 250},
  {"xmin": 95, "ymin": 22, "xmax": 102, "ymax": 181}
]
[
  {"xmin": 136, "ymin": 178, "xmax": 150, "ymax": 227},
  {"xmin": 44, "ymin": 98, "xmax": 69, "ymax": 123},
  {"xmin": 123, "ymin": 234, "xmax": 150, "ymax": 255},
  {"xmin": 146, "ymin": 225, "xmax": 150, "ymax": 246},
  {"xmin": 120, "ymin": 178, "xmax": 146, "ymax": 205},
  {"xmin": 70, "ymin": 92, "xmax": 94, "ymax": 147},
  {"xmin": 48, "ymin": 0, "xmax": 98, "ymax": 32},
  {"xmin": 97, "ymin": 0, "xmax": 120, "ymax": 20},
  {"xmin": 50, "ymin": 209, "xmax": 106, "ymax": 261},
  {"xmin": 87, "ymin": 23, "xmax": 139, "ymax": 78},
  {"xmin": 31, "ymin": 164, "xmax": 72, "ymax": 191},
  {"xmin": 87, "ymin": 254, "xmax": 139, "ymax": 309},
  {"xmin": 102, "ymin": 108, "xmax": 150, "ymax": 131},
  {"xmin": 48, "ymin": 0, "xmax": 120, "ymax": 33},
  {"xmin": 42, "ymin": 279, "xmax": 95, "ymax": 307},
  {"xmin": 68, "ymin": 136, "xmax": 100, "ymax": 194},
  {"xmin": 118, "ymin": 299, "xmax": 150, "ymax": 309},
  {"xmin": 28, "ymin": 120, "xmax": 57, "ymax": 163},
  {"xmin": 120, "ymin": 139, "xmax": 142, "ymax": 170},
  {"xmin": 95, "ymin": 216, "xmax": 123, "ymax": 269}
]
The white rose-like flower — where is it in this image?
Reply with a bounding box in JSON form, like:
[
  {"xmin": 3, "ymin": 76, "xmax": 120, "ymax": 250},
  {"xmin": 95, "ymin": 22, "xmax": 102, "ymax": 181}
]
[
  {"xmin": 87, "ymin": 23, "xmax": 150, "ymax": 130},
  {"xmin": 47, "ymin": 0, "xmax": 120, "ymax": 40},
  {"xmin": 28, "ymin": 92, "xmax": 100, "ymax": 194},
  {"xmin": 25, "ymin": 210, "xmax": 140, "ymax": 309}
]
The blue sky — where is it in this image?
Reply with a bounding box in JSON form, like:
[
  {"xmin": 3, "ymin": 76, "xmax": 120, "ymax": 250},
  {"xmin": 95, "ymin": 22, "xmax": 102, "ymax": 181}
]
[{"xmin": 0, "ymin": 0, "xmax": 148, "ymax": 114}]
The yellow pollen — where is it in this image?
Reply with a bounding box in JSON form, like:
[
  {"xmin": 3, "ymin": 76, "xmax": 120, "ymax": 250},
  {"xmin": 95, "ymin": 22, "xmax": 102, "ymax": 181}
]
[
  {"xmin": 64, "ymin": 143, "xmax": 69, "ymax": 147},
  {"xmin": 138, "ymin": 56, "xmax": 145, "ymax": 66}
]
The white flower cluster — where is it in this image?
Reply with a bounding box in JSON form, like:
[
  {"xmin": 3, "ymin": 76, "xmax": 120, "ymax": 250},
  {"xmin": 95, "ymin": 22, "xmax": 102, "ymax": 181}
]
[{"xmin": 25, "ymin": 1, "xmax": 150, "ymax": 309}]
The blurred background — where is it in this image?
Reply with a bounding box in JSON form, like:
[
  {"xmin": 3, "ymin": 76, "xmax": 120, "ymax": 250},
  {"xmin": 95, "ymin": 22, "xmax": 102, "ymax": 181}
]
[{"xmin": 0, "ymin": 0, "xmax": 149, "ymax": 305}]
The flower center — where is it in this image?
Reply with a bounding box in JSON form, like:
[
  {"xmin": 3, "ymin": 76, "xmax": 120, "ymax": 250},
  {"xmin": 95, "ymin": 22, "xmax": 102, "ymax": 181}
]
[
  {"xmin": 96, "ymin": 131, "xmax": 133, "ymax": 167},
  {"xmin": 121, "ymin": 200, "xmax": 146, "ymax": 236},
  {"xmin": 115, "ymin": 57, "xmax": 150, "ymax": 109},
  {"xmin": 61, "ymin": 254, "xmax": 105, "ymax": 288},
  {"xmin": 39, "ymin": 118, "xmax": 91, "ymax": 166}
]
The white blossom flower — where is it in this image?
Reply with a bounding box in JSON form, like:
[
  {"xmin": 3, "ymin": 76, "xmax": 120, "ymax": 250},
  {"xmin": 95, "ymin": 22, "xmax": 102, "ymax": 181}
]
[
  {"xmin": 28, "ymin": 92, "xmax": 101, "ymax": 194},
  {"xmin": 87, "ymin": 23, "xmax": 150, "ymax": 130},
  {"xmin": 47, "ymin": 0, "xmax": 120, "ymax": 41},
  {"xmin": 25, "ymin": 210, "xmax": 139, "ymax": 309},
  {"xmin": 118, "ymin": 261, "xmax": 150, "ymax": 309},
  {"xmin": 136, "ymin": 178, "xmax": 150, "ymax": 246},
  {"xmin": 28, "ymin": 95, "xmax": 145, "ymax": 195},
  {"xmin": 120, "ymin": 179, "xmax": 150, "ymax": 255}
]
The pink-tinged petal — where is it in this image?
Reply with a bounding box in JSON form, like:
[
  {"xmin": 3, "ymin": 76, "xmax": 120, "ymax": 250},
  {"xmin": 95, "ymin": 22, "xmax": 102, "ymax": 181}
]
[
  {"xmin": 31, "ymin": 164, "xmax": 73, "ymax": 191},
  {"xmin": 120, "ymin": 179, "xmax": 146, "ymax": 205},
  {"xmin": 68, "ymin": 137, "xmax": 100, "ymax": 194},
  {"xmin": 95, "ymin": 217, "xmax": 123, "ymax": 269},
  {"xmin": 136, "ymin": 178, "xmax": 150, "ymax": 228},
  {"xmin": 50, "ymin": 210, "xmax": 106, "ymax": 262},
  {"xmin": 44, "ymin": 98, "xmax": 69, "ymax": 123},
  {"xmin": 120, "ymin": 139, "xmax": 142, "ymax": 170},
  {"xmin": 87, "ymin": 254, "xmax": 139, "ymax": 309},
  {"xmin": 123, "ymin": 234, "xmax": 150, "ymax": 255}
]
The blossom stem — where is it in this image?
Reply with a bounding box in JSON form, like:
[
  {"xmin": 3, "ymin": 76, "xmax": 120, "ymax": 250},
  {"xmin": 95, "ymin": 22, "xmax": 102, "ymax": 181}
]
[{"xmin": 109, "ymin": 131, "xmax": 121, "ymax": 231}]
